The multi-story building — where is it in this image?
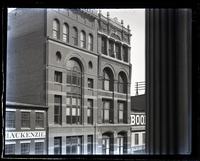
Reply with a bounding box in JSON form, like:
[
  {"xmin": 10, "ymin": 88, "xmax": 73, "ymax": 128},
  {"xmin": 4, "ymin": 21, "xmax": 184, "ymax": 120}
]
[
  {"xmin": 5, "ymin": 102, "xmax": 48, "ymax": 155},
  {"xmin": 6, "ymin": 8, "xmax": 132, "ymax": 155},
  {"xmin": 130, "ymin": 94, "xmax": 146, "ymax": 154}
]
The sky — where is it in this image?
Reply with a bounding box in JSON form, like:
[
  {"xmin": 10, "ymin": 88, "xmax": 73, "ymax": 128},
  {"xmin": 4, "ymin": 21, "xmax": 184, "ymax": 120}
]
[{"xmin": 8, "ymin": 8, "xmax": 145, "ymax": 96}]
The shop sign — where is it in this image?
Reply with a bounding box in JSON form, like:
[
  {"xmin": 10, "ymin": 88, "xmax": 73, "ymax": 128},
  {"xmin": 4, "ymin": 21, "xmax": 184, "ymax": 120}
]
[{"xmin": 5, "ymin": 131, "xmax": 46, "ymax": 140}]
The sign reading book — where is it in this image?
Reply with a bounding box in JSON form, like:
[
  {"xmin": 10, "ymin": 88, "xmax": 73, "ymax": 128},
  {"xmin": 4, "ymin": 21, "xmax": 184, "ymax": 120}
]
[{"xmin": 5, "ymin": 131, "xmax": 46, "ymax": 140}]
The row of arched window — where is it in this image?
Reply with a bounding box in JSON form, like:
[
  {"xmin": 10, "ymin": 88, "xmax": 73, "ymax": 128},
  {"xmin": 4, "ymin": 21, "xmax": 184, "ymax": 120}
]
[
  {"xmin": 103, "ymin": 68, "xmax": 128, "ymax": 93},
  {"xmin": 53, "ymin": 19, "xmax": 93, "ymax": 51},
  {"xmin": 54, "ymin": 56, "xmax": 128, "ymax": 94}
]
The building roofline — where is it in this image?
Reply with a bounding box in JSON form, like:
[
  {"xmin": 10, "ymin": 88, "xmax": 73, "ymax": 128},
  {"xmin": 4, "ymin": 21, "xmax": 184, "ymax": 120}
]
[{"xmin": 6, "ymin": 101, "xmax": 48, "ymax": 109}]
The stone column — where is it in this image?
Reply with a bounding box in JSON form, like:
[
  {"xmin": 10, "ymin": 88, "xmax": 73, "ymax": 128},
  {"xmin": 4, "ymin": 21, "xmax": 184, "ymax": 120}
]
[{"xmin": 146, "ymin": 9, "xmax": 192, "ymax": 154}]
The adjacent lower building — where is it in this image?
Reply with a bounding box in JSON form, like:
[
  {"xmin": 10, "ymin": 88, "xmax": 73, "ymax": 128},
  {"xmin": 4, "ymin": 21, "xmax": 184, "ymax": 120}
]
[
  {"xmin": 130, "ymin": 94, "xmax": 146, "ymax": 154},
  {"xmin": 6, "ymin": 9, "xmax": 132, "ymax": 155},
  {"xmin": 5, "ymin": 102, "xmax": 48, "ymax": 155}
]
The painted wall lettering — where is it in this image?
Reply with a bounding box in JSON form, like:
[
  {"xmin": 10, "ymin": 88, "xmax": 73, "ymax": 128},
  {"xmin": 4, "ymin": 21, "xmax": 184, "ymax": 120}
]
[{"xmin": 5, "ymin": 131, "xmax": 46, "ymax": 140}]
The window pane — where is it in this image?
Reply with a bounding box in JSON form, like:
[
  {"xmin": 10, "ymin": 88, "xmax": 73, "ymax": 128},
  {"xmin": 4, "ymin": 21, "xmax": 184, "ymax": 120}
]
[
  {"xmin": 54, "ymin": 137, "xmax": 61, "ymax": 154},
  {"xmin": 66, "ymin": 107, "xmax": 70, "ymax": 116},
  {"xmin": 142, "ymin": 133, "xmax": 145, "ymax": 144},
  {"xmin": 72, "ymin": 98, "xmax": 76, "ymax": 105},
  {"xmin": 88, "ymin": 34, "xmax": 93, "ymax": 51},
  {"xmin": 6, "ymin": 111, "xmax": 15, "ymax": 128},
  {"xmin": 77, "ymin": 98, "xmax": 81, "ymax": 106},
  {"xmin": 55, "ymin": 71, "xmax": 62, "ymax": 83},
  {"xmin": 53, "ymin": 20, "xmax": 59, "ymax": 39},
  {"xmin": 119, "ymin": 111, "xmax": 123, "ymax": 120},
  {"xmin": 5, "ymin": 144, "xmax": 15, "ymax": 154},
  {"xmin": 21, "ymin": 112, "xmax": 30, "ymax": 128},
  {"xmin": 104, "ymin": 101, "xmax": 110, "ymax": 109},
  {"xmin": 66, "ymin": 146, "xmax": 71, "ymax": 154},
  {"xmin": 36, "ymin": 112, "xmax": 44, "ymax": 128},
  {"xmin": 104, "ymin": 80, "xmax": 110, "ymax": 90},
  {"xmin": 72, "ymin": 76, "xmax": 77, "ymax": 85},
  {"xmin": 88, "ymin": 78, "xmax": 93, "ymax": 88},
  {"xmin": 87, "ymin": 108, "xmax": 91, "ymax": 117},
  {"xmin": 135, "ymin": 134, "xmax": 139, "ymax": 145},
  {"xmin": 21, "ymin": 143, "xmax": 30, "ymax": 154},
  {"xmin": 104, "ymin": 109, "xmax": 109, "ymax": 120},
  {"xmin": 55, "ymin": 95, "xmax": 62, "ymax": 104},
  {"xmin": 67, "ymin": 71, "xmax": 71, "ymax": 84},
  {"xmin": 72, "ymin": 145, "xmax": 77, "ymax": 154},
  {"xmin": 35, "ymin": 142, "xmax": 44, "ymax": 154},
  {"xmin": 72, "ymin": 107, "xmax": 76, "ymax": 116},
  {"xmin": 66, "ymin": 97, "xmax": 71, "ymax": 105},
  {"xmin": 77, "ymin": 108, "xmax": 80, "ymax": 116}
]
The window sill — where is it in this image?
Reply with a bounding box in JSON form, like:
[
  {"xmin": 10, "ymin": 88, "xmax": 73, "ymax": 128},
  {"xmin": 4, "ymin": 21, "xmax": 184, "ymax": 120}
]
[
  {"xmin": 5, "ymin": 128, "xmax": 16, "ymax": 131},
  {"xmin": 21, "ymin": 128, "xmax": 31, "ymax": 130},
  {"xmin": 35, "ymin": 127, "xmax": 45, "ymax": 130}
]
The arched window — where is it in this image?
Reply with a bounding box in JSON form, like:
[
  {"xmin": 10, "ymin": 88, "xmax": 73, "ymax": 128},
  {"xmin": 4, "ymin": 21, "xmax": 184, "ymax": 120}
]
[
  {"xmin": 118, "ymin": 72, "xmax": 127, "ymax": 93},
  {"xmin": 80, "ymin": 30, "xmax": 86, "ymax": 48},
  {"xmin": 103, "ymin": 68, "xmax": 114, "ymax": 91},
  {"xmin": 63, "ymin": 23, "xmax": 69, "ymax": 43},
  {"xmin": 72, "ymin": 27, "xmax": 78, "ymax": 46},
  {"xmin": 66, "ymin": 59, "xmax": 83, "ymax": 125},
  {"xmin": 56, "ymin": 51, "xmax": 61, "ymax": 62},
  {"xmin": 102, "ymin": 133, "xmax": 114, "ymax": 154},
  {"xmin": 117, "ymin": 132, "xmax": 127, "ymax": 154},
  {"xmin": 88, "ymin": 34, "xmax": 93, "ymax": 51},
  {"xmin": 53, "ymin": 19, "xmax": 60, "ymax": 39}
]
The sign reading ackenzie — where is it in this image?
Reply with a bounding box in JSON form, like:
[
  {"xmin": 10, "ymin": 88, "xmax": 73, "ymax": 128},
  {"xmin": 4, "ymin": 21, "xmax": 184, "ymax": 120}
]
[{"xmin": 5, "ymin": 131, "xmax": 46, "ymax": 140}]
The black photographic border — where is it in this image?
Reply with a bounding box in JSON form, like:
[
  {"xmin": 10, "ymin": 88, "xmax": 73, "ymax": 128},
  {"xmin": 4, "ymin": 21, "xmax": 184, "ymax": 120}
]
[{"xmin": 1, "ymin": 0, "xmax": 199, "ymax": 160}]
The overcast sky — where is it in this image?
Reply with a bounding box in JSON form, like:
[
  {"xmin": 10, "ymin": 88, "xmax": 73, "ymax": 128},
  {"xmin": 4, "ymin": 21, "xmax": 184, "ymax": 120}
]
[{"xmin": 8, "ymin": 8, "xmax": 145, "ymax": 96}]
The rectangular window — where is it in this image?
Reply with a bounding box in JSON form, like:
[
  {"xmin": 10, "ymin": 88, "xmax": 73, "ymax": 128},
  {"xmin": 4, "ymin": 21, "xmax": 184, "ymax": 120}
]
[
  {"xmin": 88, "ymin": 36, "xmax": 93, "ymax": 51},
  {"xmin": 88, "ymin": 78, "xmax": 94, "ymax": 88},
  {"xmin": 109, "ymin": 40, "xmax": 114, "ymax": 57},
  {"xmin": 54, "ymin": 137, "xmax": 62, "ymax": 154},
  {"xmin": 21, "ymin": 112, "xmax": 30, "ymax": 128},
  {"xmin": 67, "ymin": 70, "xmax": 71, "ymax": 84},
  {"xmin": 35, "ymin": 142, "xmax": 44, "ymax": 154},
  {"xmin": 87, "ymin": 99, "xmax": 93, "ymax": 124},
  {"xmin": 103, "ymin": 100, "xmax": 113, "ymax": 123},
  {"xmin": 54, "ymin": 95, "xmax": 62, "ymax": 124},
  {"xmin": 21, "ymin": 142, "xmax": 30, "ymax": 154},
  {"xmin": 66, "ymin": 136, "xmax": 82, "ymax": 154},
  {"xmin": 142, "ymin": 133, "xmax": 145, "ymax": 144},
  {"xmin": 6, "ymin": 111, "xmax": 15, "ymax": 128},
  {"xmin": 66, "ymin": 96, "xmax": 81, "ymax": 124},
  {"xmin": 135, "ymin": 133, "xmax": 139, "ymax": 145},
  {"xmin": 63, "ymin": 24, "xmax": 69, "ymax": 43},
  {"xmin": 123, "ymin": 46, "xmax": 128, "ymax": 62},
  {"xmin": 118, "ymin": 102, "xmax": 125, "ymax": 123},
  {"xmin": 87, "ymin": 135, "xmax": 93, "ymax": 154},
  {"xmin": 5, "ymin": 144, "xmax": 15, "ymax": 154},
  {"xmin": 115, "ymin": 44, "xmax": 121, "ymax": 60},
  {"xmin": 54, "ymin": 71, "xmax": 62, "ymax": 83},
  {"xmin": 35, "ymin": 112, "xmax": 44, "ymax": 128},
  {"xmin": 101, "ymin": 37, "xmax": 107, "ymax": 55}
]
